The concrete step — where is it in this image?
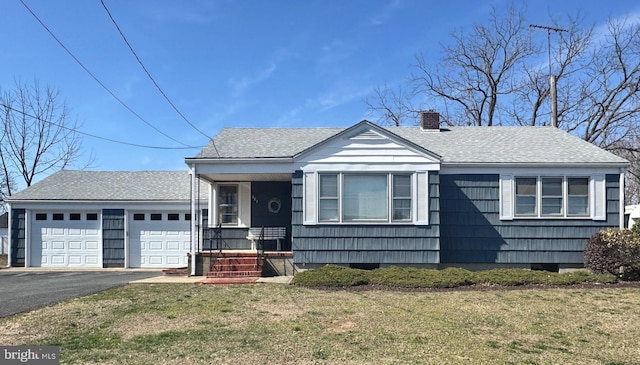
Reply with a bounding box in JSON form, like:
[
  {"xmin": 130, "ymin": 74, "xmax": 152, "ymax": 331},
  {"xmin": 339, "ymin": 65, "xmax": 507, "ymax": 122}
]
[
  {"xmin": 206, "ymin": 270, "xmax": 262, "ymax": 278},
  {"xmin": 210, "ymin": 263, "xmax": 261, "ymax": 271},
  {"xmin": 198, "ymin": 277, "xmax": 259, "ymax": 285},
  {"xmin": 162, "ymin": 268, "xmax": 188, "ymax": 276},
  {"xmin": 211, "ymin": 258, "xmax": 259, "ymax": 265}
]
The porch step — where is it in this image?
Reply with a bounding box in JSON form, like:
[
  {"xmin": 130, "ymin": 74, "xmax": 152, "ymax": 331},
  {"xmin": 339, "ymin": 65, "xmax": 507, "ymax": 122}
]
[
  {"xmin": 206, "ymin": 270, "xmax": 262, "ymax": 278},
  {"xmin": 162, "ymin": 267, "xmax": 188, "ymax": 276},
  {"xmin": 210, "ymin": 263, "xmax": 261, "ymax": 271},
  {"xmin": 211, "ymin": 257, "xmax": 259, "ymax": 265},
  {"xmin": 198, "ymin": 277, "xmax": 259, "ymax": 285},
  {"xmin": 206, "ymin": 254, "xmax": 264, "ymax": 279}
]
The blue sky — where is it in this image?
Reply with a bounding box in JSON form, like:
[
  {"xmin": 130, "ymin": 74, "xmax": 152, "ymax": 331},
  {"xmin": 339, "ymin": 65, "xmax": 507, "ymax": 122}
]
[{"xmin": 1, "ymin": 0, "xmax": 639, "ymax": 174}]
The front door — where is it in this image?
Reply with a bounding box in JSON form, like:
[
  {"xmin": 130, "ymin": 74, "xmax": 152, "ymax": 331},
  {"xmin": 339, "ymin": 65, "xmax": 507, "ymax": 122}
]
[{"xmin": 251, "ymin": 181, "xmax": 292, "ymax": 250}]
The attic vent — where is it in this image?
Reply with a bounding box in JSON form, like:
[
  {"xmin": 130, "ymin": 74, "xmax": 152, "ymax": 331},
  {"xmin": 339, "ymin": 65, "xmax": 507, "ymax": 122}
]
[{"xmin": 350, "ymin": 130, "xmax": 384, "ymax": 140}]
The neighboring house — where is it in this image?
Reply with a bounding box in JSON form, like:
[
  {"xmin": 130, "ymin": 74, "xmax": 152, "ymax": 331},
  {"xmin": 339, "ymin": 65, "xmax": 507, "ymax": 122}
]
[
  {"xmin": 0, "ymin": 213, "xmax": 8, "ymax": 256},
  {"xmin": 6, "ymin": 171, "xmax": 206, "ymax": 268},
  {"xmin": 7, "ymin": 112, "xmax": 630, "ymax": 273},
  {"xmin": 626, "ymin": 205, "xmax": 640, "ymax": 229}
]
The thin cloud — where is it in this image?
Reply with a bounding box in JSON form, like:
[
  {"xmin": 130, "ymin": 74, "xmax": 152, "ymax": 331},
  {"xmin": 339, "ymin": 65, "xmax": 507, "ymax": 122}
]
[
  {"xmin": 143, "ymin": 1, "xmax": 221, "ymax": 25},
  {"xmin": 591, "ymin": 8, "xmax": 640, "ymax": 44},
  {"xmin": 368, "ymin": 0, "xmax": 403, "ymax": 26},
  {"xmin": 274, "ymin": 84, "xmax": 372, "ymax": 127},
  {"xmin": 228, "ymin": 63, "xmax": 277, "ymax": 95},
  {"xmin": 316, "ymin": 39, "xmax": 354, "ymax": 69}
]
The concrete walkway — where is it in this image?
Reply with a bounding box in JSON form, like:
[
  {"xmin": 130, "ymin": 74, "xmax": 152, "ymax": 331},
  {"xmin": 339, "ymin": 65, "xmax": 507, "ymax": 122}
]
[{"xmin": 130, "ymin": 275, "xmax": 293, "ymax": 285}]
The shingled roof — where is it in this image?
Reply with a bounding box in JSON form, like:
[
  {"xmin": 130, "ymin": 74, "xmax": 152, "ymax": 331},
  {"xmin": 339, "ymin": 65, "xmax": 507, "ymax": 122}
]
[
  {"xmin": 195, "ymin": 123, "xmax": 628, "ymax": 166},
  {"xmin": 7, "ymin": 170, "xmax": 204, "ymax": 201}
]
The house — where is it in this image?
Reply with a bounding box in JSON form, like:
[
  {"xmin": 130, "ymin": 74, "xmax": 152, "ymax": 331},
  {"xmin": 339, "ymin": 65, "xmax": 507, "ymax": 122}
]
[
  {"xmin": 626, "ymin": 205, "xmax": 640, "ymax": 229},
  {"xmin": 0, "ymin": 213, "xmax": 8, "ymax": 256},
  {"xmin": 7, "ymin": 112, "xmax": 630, "ymax": 274},
  {"xmin": 185, "ymin": 112, "xmax": 628, "ymax": 274}
]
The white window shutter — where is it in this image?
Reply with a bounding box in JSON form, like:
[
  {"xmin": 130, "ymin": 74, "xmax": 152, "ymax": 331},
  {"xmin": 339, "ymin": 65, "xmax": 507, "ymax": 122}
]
[
  {"xmin": 415, "ymin": 172, "xmax": 429, "ymax": 225},
  {"xmin": 500, "ymin": 175, "xmax": 514, "ymax": 220},
  {"xmin": 303, "ymin": 171, "xmax": 316, "ymax": 224},
  {"xmin": 592, "ymin": 174, "xmax": 606, "ymax": 221},
  {"xmin": 239, "ymin": 182, "xmax": 251, "ymax": 227}
]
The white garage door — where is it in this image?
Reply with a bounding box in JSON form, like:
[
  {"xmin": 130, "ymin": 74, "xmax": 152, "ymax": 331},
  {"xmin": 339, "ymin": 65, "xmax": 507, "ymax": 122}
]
[
  {"xmin": 30, "ymin": 212, "xmax": 101, "ymax": 268},
  {"xmin": 128, "ymin": 212, "xmax": 190, "ymax": 268}
]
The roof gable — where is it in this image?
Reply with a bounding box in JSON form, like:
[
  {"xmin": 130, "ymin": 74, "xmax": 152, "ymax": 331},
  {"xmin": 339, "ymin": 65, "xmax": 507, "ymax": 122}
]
[{"xmin": 295, "ymin": 121, "xmax": 441, "ymax": 162}]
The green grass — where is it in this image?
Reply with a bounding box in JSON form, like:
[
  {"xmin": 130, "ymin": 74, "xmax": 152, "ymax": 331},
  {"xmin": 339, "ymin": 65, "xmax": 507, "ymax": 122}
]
[
  {"xmin": 1, "ymin": 283, "xmax": 640, "ymax": 364},
  {"xmin": 292, "ymin": 265, "xmax": 618, "ymax": 288}
]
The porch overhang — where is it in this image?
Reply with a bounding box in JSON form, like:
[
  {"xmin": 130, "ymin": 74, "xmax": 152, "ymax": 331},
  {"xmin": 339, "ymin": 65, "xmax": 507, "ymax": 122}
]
[{"xmin": 185, "ymin": 157, "xmax": 294, "ymax": 182}]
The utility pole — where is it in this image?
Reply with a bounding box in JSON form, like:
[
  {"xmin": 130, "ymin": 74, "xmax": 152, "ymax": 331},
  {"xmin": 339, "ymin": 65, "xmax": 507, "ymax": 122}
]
[{"xmin": 530, "ymin": 24, "xmax": 567, "ymax": 128}]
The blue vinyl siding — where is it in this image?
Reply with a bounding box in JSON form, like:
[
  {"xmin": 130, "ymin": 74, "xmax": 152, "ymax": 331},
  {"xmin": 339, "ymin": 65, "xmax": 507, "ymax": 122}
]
[
  {"xmin": 102, "ymin": 209, "xmax": 124, "ymax": 267},
  {"xmin": 439, "ymin": 174, "xmax": 620, "ymax": 264},
  {"xmin": 10, "ymin": 209, "xmax": 25, "ymax": 266},
  {"xmin": 292, "ymin": 170, "xmax": 440, "ymax": 265}
]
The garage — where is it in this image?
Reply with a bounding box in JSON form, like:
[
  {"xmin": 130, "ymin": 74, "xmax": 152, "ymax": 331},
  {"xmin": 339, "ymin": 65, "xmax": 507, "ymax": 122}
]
[
  {"xmin": 30, "ymin": 211, "xmax": 101, "ymax": 267},
  {"xmin": 128, "ymin": 212, "xmax": 190, "ymax": 268}
]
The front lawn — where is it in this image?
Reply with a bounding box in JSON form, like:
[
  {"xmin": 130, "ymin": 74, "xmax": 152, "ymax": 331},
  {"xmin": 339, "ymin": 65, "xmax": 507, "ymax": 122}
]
[{"xmin": 1, "ymin": 283, "xmax": 640, "ymax": 364}]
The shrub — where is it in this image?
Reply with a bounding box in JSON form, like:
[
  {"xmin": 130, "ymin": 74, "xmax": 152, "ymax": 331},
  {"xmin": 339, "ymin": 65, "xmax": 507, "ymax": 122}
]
[
  {"xmin": 584, "ymin": 228, "xmax": 640, "ymax": 281},
  {"xmin": 474, "ymin": 269, "xmax": 539, "ymax": 286},
  {"xmin": 369, "ymin": 266, "xmax": 475, "ymax": 288},
  {"xmin": 292, "ymin": 266, "xmax": 616, "ymax": 288},
  {"xmin": 291, "ymin": 265, "xmax": 369, "ymax": 287}
]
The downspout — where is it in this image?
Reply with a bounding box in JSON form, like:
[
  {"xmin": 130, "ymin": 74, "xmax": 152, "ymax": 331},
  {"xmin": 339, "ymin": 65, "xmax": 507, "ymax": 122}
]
[
  {"xmin": 6, "ymin": 204, "xmax": 11, "ymax": 267},
  {"xmin": 24, "ymin": 209, "xmax": 30, "ymax": 268},
  {"xmin": 619, "ymin": 169, "xmax": 625, "ymax": 229},
  {"xmin": 123, "ymin": 209, "xmax": 129, "ymax": 268},
  {"xmin": 190, "ymin": 164, "xmax": 198, "ymax": 276}
]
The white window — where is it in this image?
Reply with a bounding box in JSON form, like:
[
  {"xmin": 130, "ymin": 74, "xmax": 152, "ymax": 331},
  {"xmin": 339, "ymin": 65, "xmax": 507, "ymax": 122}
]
[
  {"xmin": 392, "ymin": 175, "xmax": 412, "ymax": 221},
  {"xmin": 316, "ymin": 173, "xmax": 414, "ymax": 223},
  {"xmin": 515, "ymin": 177, "xmax": 537, "ymax": 216},
  {"xmin": 507, "ymin": 175, "xmax": 598, "ymax": 219},
  {"xmin": 567, "ymin": 177, "xmax": 589, "ymax": 216},
  {"xmin": 218, "ymin": 185, "xmax": 238, "ymax": 225},
  {"xmin": 343, "ymin": 174, "xmax": 388, "ymax": 222},
  {"xmin": 318, "ymin": 174, "xmax": 339, "ymax": 221},
  {"xmin": 541, "ymin": 177, "xmax": 563, "ymax": 216}
]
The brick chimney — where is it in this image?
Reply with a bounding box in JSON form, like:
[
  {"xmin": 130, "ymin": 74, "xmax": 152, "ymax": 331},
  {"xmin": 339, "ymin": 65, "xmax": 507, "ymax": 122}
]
[{"xmin": 420, "ymin": 110, "xmax": 440, "ymax": 130}]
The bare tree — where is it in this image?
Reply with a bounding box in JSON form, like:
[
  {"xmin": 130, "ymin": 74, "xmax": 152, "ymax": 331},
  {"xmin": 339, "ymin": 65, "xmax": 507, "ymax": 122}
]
[
  {"xmin": 562, "ymin": 18, "xmax": 640, "ymax": 148},
  {"xmin": 508, "ymin": 14, "xmax": 593, "ymax": 127},
  {"xmin": 410, "ymin": 4, "xmax": 536, "ymax": 126},
  {"xmin": 365, "ymin": 4, "xmax": 640, "ymax": 202},
  {"xmin": 363, "ymin": 84, "xmax": 419, "ymax": 126},
  {"xmin": 0, "ymin": 80, "xmax": 88, "ymax": 202}
]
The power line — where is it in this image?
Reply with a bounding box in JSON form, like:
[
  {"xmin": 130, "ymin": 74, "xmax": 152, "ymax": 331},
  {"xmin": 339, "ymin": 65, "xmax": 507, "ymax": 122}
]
[
  {"xmin": 18, "ymin": 0, "xmax": 196, "ymax": 148},
  {"xmin": 1, "ymin": 102, "xmax": 202, "ymax": 150},
  {"xmin": 100, "ymin": 0, "xmax": 221, "ymax": 158}
]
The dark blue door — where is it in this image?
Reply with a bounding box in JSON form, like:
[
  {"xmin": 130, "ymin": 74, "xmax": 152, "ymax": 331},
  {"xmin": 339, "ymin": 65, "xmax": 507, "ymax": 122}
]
[{"xmin": 251, "ymin": 182, "xmax": 292, "ymax": 250}]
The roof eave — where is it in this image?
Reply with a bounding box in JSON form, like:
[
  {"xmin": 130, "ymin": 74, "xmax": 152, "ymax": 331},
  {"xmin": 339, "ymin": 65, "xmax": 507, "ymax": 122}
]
[
  {"xmin": 442, "ymin": 162, "xmax": 630, "ymax": 169},
  {"xmin": 6, "ymin": 199, "xmax": 204, "ymax": 204},
  {"xmin": 186, "ymin": 157, "xmax": 294, "ymax": 163}
]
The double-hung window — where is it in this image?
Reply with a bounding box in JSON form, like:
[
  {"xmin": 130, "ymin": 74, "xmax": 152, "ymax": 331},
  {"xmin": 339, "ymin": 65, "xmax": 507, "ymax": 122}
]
[
  {"xmin": 541, "ymin": 177, "xmax": 563, "ymax": 216},
  {"xmin": 392, "ymin": 175, "xmax": 412, "ymax": 221},
  {"xmin": 513, "ymin": 176, "xmax": 590, "ymax": 218},
  {"xmin": 515, "ymin": 177, "xmax": 537, "ymax": 216},
  {"xmin": 318, "ymin": 174, "xmax": 339, "ymax": 221},
  {"xmin": 317, "ymin": 173, "xmax": 412, "ymax": 223},
  {"xmin": 567, "ymin": 177, "xmax": 589, "ymax": 216},
  {"xmin": 218, "ymin": 185, "xmax": 238, "ymax": 225}
]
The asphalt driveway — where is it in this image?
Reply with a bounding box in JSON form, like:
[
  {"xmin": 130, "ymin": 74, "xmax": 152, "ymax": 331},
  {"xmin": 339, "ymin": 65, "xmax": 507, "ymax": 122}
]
[{"xmin": 0, "ymin": 270, "xmax": 162, "ymax": 317}]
